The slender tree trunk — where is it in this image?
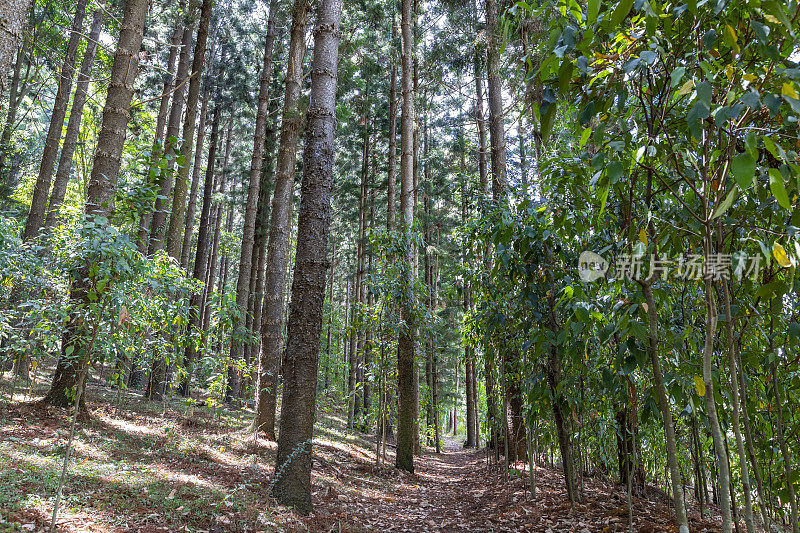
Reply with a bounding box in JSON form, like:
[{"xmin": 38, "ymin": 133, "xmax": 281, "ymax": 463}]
[
  {"xmin": 387, "ymin": 18, "xmax": 398, "ymax": 232},
  {"xmin": 719, "ymin": 277, "xmax": 755, "ymax": 533},
  {"xmin": 226, "ymin": 0, "xmax": 279, "ymax": 406},
  {"xmin": 44, "ymin": 0, "xmax": 150, "ymax": 408},
  {"xmin": 253, "ymin": 0, "xmax": 311, "ymax": 437},
  {"xmin": 179, "ymin": 106, "xmax": 220, "ymax": 397},
  {"xmin": 180, "ymin": 85, "xmax": 209, "ymax": 270},
  {"xmin": 23, "ymin": 0, "xmax": 88, "ymax": 242},
  {"xmin": 44, "ymin": 9, "xmax": 104, "ymax": 229},
  {"xmin": 396, "ymin": 0, "xmax": 416, "ymax": 473},
  {"xmin": 473, "ymin": 54, "xmax": 488, "ymax": 195},
  {"xmin": 136, "ymin": 4, "xmax": 185, "ymax": 254},
  {"xmin": 250, "ymin": 97, "xmax": 280, "ymax": 409},
  {"xmin": 700, "ymin": 221, "xmax": 732, "ymax": 533},
  {"xmin": 165, "ymin": 0, "xmax": 214, "ymax": 260},
  {"xmin": 641, "ymin": 281, "xmax": 689, "ymax": 532},
  {"xmin": 272, "ymin": 0, "xmax": 342, "ymax": 513},
  {"xmin": 484, "ymin": 0, "xmax": 507, "ymax": 199},
  {"xmin": 148, "ymin": 19, "xmax": 193, "ymax": 254}
]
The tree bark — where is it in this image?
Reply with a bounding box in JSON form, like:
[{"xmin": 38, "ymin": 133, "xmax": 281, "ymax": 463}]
[
  {"xmin": 253, "ymin": 0, "xmax": 311, "ymax": 437},
  {"xmin": 0, "ymin": 0, "xmax": 33, "ymax": 95},
  {"xmin": 484, "ymin": 0, "xmax": 507, "ymax": 199},
  {"xmin": 396, "ymin": 0, "xmax": 416, "ymax": 473},
  {"xmin": 228, "ymin": 0, "xmax": 279, "ymax": 405},
  {"xmin": 166, "ymin": 0, "xmax": 215, "ymax": 260},
  {"xmin": 272, "ymin": 0, "xmax": 342, "ymax": 513},
  {"xmin": 136, "ymin": 3, "xmax": 185, "ymax": 254},
  {"xmin": 179, "ymin": 106, "xmax": 220, "ymax": 397},
  {"xmin": 44, "ymin": 0, "xmax": 150, "ymax": 408},
  {"xmin": 44, "ymin": 9, "xmax": 104, "ymax": 229},
  {"xmin": 0, "ymin": 16, "xmax": 30, "ymax": 195},
  {"xmin": 148, "ymin": 19, "xmax": 193, "ymax": 254},
  {"xmin": 180, "ymin": 85, "xmax": 210, "ymax": 270},
  {"xmin": 641, "ymin": 281, "xmax": 690, "ymax": 532},
  {"xmin": 23, "ymin": 0, "xmax": 88, "ymax": 242}
]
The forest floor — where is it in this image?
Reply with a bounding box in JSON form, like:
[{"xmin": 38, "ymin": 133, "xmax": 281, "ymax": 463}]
[{"xmin": 0, "ymin": 376, "xmax": 725, "ymax": 532}]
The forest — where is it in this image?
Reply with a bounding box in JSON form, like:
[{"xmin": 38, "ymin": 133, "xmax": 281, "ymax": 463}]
[{"xmin": 0, "ymin": 0, "xmax": 799, "ymax": 531}]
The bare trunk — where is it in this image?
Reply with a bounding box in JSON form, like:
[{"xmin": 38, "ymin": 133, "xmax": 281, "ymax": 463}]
[
  {"xmin": 253, "ymin": 0, "xmax": 311, "ymax": 437},
  {"xmin": 165, "ymin": 0, "xmax": 215, "ymax": 260},
  {"xmin": 148, "ymin": 20, "xmax": 193, "ymax": 254},
  {"xmin": 180, "ymin": 85, "xmax": 210, "ymax": 270},
  {"xmin": 179, "ymin": 106, "xmax": 220, "ymax": 397},
  {"xmin": 396, "ymin": 0, "xmax": 416, "ymax": 473},
  {"xmin": 44, "ymin": 9, "xmax": 104, "ymax": 229},
  {"xmin": 272, "ymin": 0, "xmax": 342, "ymax": 513},
  {"xmin": 226, "ymin": 0, "xmax": 279, "ymax": 405},
  {"xmin": 23, "ymin": 0, "xmax": 88, "ymax": 242},
  {"xmin": 0, "ymin": 0, "xmax": 32, "ymax": 95}
]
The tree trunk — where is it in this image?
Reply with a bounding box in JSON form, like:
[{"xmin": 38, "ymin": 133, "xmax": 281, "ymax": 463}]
[
  {"xmin": 253, "ymin": 0, "xmax": 311, "ymax": 437},
  {"xmin": 227, "ymin": 0, "xmax": 279, "ymax": 405},
  {"xmin": 148, "ymin": 19, "xmax": 193, "ymax": 254},
  {"xmin": 0, "ymin": 0, "xmax": 33, "ymax": 95},
  {"xmin": 0, "ymin": 17, "xmax": 31, "ymax": 196},
  {"xmin": 179, "ymin": 106, "xmax": 220, "ymax": 397},
  {"xmin": 396, "ymin": 0, "xmax": 416, "ymax": 473},
  {"xmin": 44, "ymin": 0, "xmax": 150, "ymax": 408},
  {"xmin": 700, "ymin": 223, "xmax": 732, "ymax": 533},
  {"xmin": 484, "ymin": 0, "xmax": 507, "ymax": 200},
  {"xmin": 23, "ymin": 0, "xmax": 88, "ymax": 242},
  {"xmin": 180, "ymin": 85, "xmax": 210, "ymax": 270},
  {"xmin": 44, "ymin": 9, "xmax": 104, "ymax": 229},
  {"xmin": 136, "ymin": 4, "xmax": 185, "ymax": 254},
  {"xmin": 641, "ymin": 281, "xmax": 689, "ymax": 532},
  {"xmin": 165, "ymin": 0, "xmax": 214, "ymax": 260},
  {"xmin": 272, "ymin": 0, "xmax": 342, "ymax": 513}
]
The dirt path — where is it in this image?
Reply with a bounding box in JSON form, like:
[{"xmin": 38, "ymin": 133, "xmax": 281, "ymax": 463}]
[{"xmin": 306, "ymin": 433, "xmax": 723, "ymax": 532}]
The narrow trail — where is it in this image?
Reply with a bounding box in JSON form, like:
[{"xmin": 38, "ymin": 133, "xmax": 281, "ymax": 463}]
[{"xmin": 307, "ymin": 433, "xmax": 724, "ymax": 532}]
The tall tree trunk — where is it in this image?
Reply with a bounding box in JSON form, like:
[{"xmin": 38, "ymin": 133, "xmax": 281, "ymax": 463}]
[
  {"xmin": 180, "ymin": 85, "xmax": 210, "ymax": 270},
  {"xmin": 0, "ymin": 17, "xmax": 31, "ymax": 194},
  {"xmin": 227, "ymin": 0, "xmax": 279, "ymax": 406},
  {"xmin": 22, "ymin": 0, "xmax": 88, "ymax": 242},
  {"xmin": 386, "ymin": 18, "xmax": 398, "ymax": 232},
  {"xmin": 44, "ymin": 9, "xmax": 104, "ymax": 229},
  {"xmin": 166, "ymin": 0, "xmax": 214, "ymax": 260},
  {"xmin": 700, "ymin": 221, "xmax": 732, "ymax": 533},
  {"xmin": 473, "ymin": 54, "xmax": 488, "ymax": 195},
  {"xmin": 179, "ymin": 106, "xmax": 220, "ymax": 397},
  {"xmin": 44, "ymin": 0, "xmax": 150, "ymax": 408},
  {"xmin": 253, "ymin": 0, "xmax": 311, "ymax": 437},
  {"xmin": 0, "ymin": 0, "xmax": 32, "ymax": 95},
  {"xmin": 396, "ymin": 0, "xmax": 416, "ymax": 473},
  {"xmin": 250, "ymin": 97, "xmax": 280, "ymax": 409},
  {"xmin": 641, "ymin": 281, "xmax": 690, "ymax": 532},
  {"xmin": 272, "ymin": 0, "xmax": 342, "ymax": 513},
  {"xmin": 136, "ymin": 4, "xmax": 186, "ymax": 254},
  {"xmin": 484, "ymin": 0, "xmax": 507, "ymax": 199},
  {"xmin": 148, "ymin": 19, "xmax": 193, "ymax": 254}
]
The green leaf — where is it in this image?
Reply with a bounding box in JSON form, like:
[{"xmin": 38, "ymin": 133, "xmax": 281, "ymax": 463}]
[
  {"xmin": 769, "ymin": 168, "xmax": 791, "ymax": 209},
  {"xmin": 579, "ymin": 101, "xmax": 595, "ymax": 126},
  {"xmin": 579, "ymin": 127, "xmax": 592, "ymax": 148},
  {"xmin": 713, "ymin": 187, "xmax": 738, "ymax": 219},
  {"xmin": 610, "ymin": 0, "xmax": 634, "ymax": 28},
  {"xmin": 587, "ymin": 0, "xmax": 600, "ymax": 23},
  {"xmin": 731, "ymin": 153, "xmax": 756, "ymax": 190},
  {"xmin": 558, "ymin": 60, "xmax": 574, "ymax": 94}
]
